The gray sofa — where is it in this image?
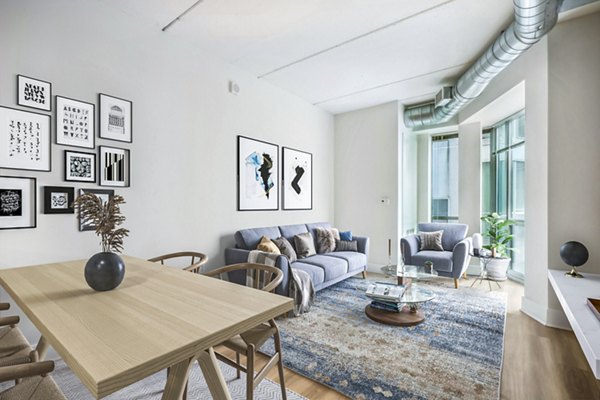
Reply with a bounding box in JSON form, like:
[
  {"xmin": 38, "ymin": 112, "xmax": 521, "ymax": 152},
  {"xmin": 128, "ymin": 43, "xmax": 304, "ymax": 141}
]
[
  {"xmin": 400, "ymin": 222, "xmax": 472, "ymax": 288},
  {"xmin": 225, "ymin": 222, "xmax": 369, "ymax": 296}
]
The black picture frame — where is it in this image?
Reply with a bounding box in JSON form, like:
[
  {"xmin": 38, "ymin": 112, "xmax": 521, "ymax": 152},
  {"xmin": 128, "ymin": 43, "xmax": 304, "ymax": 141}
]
[
  {"xmin": 99, "ymin": 146, "xmax": 130, "ymax": 187},
  {"xmin": 99, "ymin": 93, "xmax": 133, "ymax": 143},
  {"xmin": 237, "ymin": 135, "xmax": 279, "ymax": 211},
  {"xmin": 17, "ymin": 75, "xmax": 52, "ymax": 112},
  {"xmin": 78, "ymin": 188, "xmax": 114, "ymax": 231},
  {"xmin": 64, "ymin": 150, "xmax": 96, "ymax": 183},
  {"xmin": 55, "ymin": 95, "xmax": 95, "ymax": 149},
  {"xmin": 0, "ymin": 176, "xmax": 36, "ymax": 230},
  {"xmin": 0, "ymin": 106, "xmax": 51, "ymax": 172},
  {"xmin": 43, "ymin": 186, "xmax": 74, "ymax": 214},
  {"xmin": 282, "ymin": 147, "xmax": 313, "ymax": 210}
]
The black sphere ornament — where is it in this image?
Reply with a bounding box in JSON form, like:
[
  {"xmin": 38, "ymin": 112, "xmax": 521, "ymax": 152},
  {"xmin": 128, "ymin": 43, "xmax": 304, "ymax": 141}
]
[
  {"xmin": 84, "ymin": 252, "xmax": 125, "ymax": 291},
  {"xmin": 560, "ymin": 241, "xmax": 588, "ymax": 278}
]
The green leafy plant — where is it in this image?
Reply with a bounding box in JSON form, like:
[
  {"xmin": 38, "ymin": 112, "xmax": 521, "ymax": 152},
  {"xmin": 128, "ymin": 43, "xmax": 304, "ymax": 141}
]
[
  {"xmin": 480, "ymin": 212, "xmax": 514, "ymax": 258},
  {"xmin": 74, "ymin": 193, "xmax": 129, "ymax": 253}
]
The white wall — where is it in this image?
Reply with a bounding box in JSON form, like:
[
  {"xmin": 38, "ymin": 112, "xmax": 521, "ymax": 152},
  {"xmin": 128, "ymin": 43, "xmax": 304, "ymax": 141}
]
[
  {"xmin": 334, "ymin": 102, "xmax": 399, "ymax": 270},
  {"xmin": 416, "ymin": 135, "xmax": 431, "ymax": 223},
  {"xmin": 402, "ymin": 129, "xmax": 418, "ymax": 236},
  {"xmin": 0, "ymin": 0, "xmax": 334, "ymax": 341},
  {"xmin": 547, "ymin": 12, "xmax": 600, "ymax": 308}
]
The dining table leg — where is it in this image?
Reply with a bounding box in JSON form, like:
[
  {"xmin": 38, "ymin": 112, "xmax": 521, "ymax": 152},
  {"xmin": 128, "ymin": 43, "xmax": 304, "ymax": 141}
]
[
  {"xmin": 35, "ymin": 336, "xmax": 49, "ymax": 360},
  {"xmin": 197, "ymin": 348, "xmax": 232, "ymax": 400},
  {"xmin": 162, "ymin": 355, "xmax": 196, "ymax": 400}
]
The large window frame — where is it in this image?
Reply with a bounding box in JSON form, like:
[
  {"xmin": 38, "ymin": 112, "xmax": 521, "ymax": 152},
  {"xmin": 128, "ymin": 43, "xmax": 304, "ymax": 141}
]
[{"xmin": 431, "ymin": 133, "xmax": 459, "ymax": 223}]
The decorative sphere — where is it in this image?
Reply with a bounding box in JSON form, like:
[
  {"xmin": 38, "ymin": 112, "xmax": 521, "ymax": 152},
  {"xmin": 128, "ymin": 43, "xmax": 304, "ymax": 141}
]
[{"xmin": 560, "ymin": 241, "xmax": 589, "ymax": 267}]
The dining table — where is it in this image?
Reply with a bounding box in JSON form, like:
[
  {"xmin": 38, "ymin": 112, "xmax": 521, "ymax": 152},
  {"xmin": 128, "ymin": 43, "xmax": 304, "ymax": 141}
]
[{"xmin": 0, "ymin": 255, "xmax": 293, "ymax": 399}]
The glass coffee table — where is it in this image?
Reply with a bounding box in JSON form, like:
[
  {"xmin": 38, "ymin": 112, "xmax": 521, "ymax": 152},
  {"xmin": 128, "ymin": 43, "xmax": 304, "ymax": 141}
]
[
  {"xmin": 365, "ymin": 284, "xmax": 435, "ymax": 326},
  {"xmin": 380, "ymin": 264, "xmax": 438, "ymax": 285}
]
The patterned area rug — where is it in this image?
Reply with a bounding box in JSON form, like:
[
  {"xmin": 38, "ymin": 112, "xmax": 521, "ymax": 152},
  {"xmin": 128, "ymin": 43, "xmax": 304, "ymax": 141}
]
[
  {"xmin": 262, "ymin": 277, "xmax": 507, "ymax": 400},
  {"xmin": 1, "ymin": 358, "xmax": 305, "ymax": 399}
]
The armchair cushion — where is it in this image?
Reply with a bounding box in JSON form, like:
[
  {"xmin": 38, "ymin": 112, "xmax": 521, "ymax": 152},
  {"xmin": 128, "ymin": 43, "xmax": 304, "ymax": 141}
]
[{"xmin": 411, "ymin": 250, "xmax": 453, "ymax": 272}]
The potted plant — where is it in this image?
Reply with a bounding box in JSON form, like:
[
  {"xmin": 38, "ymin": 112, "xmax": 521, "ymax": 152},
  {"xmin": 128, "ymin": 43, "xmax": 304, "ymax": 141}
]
[
  {"xmin": 75, "ymin": 193, "xmax": 129, "ymax": 291},
  {"xmin": 480, "ymin": 212, "xmax": 514, "ymax": 281}
]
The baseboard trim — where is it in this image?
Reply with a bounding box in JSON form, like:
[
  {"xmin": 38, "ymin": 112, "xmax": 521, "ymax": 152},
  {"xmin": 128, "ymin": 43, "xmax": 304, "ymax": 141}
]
[{"xmin": 520, "ymin": 296, "xmax": 571, "ymax": 331}]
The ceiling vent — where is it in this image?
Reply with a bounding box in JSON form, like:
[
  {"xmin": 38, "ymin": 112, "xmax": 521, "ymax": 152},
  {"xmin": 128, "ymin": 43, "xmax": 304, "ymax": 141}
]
[{"xmin": 435, "ymin": 87, "xmax": 454, "ymax": 108}]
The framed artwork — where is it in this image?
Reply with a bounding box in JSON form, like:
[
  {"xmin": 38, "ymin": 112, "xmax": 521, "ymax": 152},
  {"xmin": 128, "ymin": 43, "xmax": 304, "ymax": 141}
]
[
  {"xmin": 64, "ymin": 150, "xmax": 96, "ymax": 183},
  {"xmin": 99, "ymin": 146, "xmax": 130, "ymax": 187},
  {"xmin": 99, "ymin": 94, "xmax": 132, "ymax": 143},
  {"xmin": 56, "ymin": 96, "xmax": 95, "ymax": 148},
  {"xmin": 17, "ymin": 75, "xmax": 52, "ymax": 111},
  {"xmin": 78, "ymin": 188, "xmax": 114, "ymax": 231},
  {"xmin": 43, "ymin": 186, "xmax": 74, "ymax": 214},
  {"xmin": 282, "ymin": 147, "xmax": 312, "ymax": 210},
  {"xmin": 0, "ymin": 176, "xmax": 36, "ymax": 230},
  {"xmin": 0, "ymin": 106, "xmax": 51, "ymax": 171},
  {"xmin": 237, "ymin": 135, "xmax": 278, "ymax": 211}
]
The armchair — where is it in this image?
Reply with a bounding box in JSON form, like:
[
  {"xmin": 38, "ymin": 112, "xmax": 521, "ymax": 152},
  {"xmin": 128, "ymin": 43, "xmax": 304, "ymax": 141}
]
[{"xmin": 401, "ymin": 223, "xmax": 472, "ymax": 288}]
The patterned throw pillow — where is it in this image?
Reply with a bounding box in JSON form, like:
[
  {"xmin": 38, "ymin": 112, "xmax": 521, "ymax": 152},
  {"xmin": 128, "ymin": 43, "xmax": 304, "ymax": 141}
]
[
  {"xmin": 273, "ymin": 237, "xmax": 297, "ymax": 262},
  {"xmin": 335, "ymin": 239, "xmax": 358, "ymax": 252},
  {"xmin": 315, "ymin": 227, "xmax": 336, "ymax": 254},
  {"xmin": 418, "ymin": 231, "xmax": 444, "ymax": 251},
  {"xmin": 294, "ymin": 232, "xmax": 317, "ymax": 259},
  {"xmin": 257, "ymin": 236, "xmax": 281, "ymax": 254},
  {"xmin": 339, "ymin": 230, "xmax": 353, "ymax": 241}
]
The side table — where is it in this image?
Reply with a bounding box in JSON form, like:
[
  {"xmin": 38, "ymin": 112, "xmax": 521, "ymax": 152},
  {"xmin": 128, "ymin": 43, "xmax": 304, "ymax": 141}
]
[{"xmin": 470, "ymin": 254, "xmax": 502, "ymax": 290}]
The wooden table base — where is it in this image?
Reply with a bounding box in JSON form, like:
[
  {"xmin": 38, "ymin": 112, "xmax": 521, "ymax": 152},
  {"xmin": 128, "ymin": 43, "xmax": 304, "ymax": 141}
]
[{"xmin": 365, "ymin": 305, "xmax": 425, "ymax": 327}]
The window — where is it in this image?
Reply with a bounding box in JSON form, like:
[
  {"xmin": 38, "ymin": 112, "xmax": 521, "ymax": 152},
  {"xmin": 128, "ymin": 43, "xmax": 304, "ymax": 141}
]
[
  {"xmin": 431, "ymin": 134, "xmax": 458, "ymax": 223},
  {"xmin": 482, "ymin": 112, "xmax": 525, "ymax": 280}
]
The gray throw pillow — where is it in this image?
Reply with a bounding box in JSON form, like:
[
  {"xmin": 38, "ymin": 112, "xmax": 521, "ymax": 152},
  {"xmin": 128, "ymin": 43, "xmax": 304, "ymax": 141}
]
[
  {"xmin": 418, "ymin": 230, "xmax": 444, "ymax": 251},
  {"xmin": 273, "ymin": 237, "xmax": 297, "ymax": 262},
  {"xmin": 335, "ymin": 239, "xmax": 358, "ymax": 252},
  {"xmin": 315, "ymin": 227, "xmax": 336, "ymax": 254},
  {"xmin": 294, "ymin": 232, "xmax": 317, "ymax": 259}
]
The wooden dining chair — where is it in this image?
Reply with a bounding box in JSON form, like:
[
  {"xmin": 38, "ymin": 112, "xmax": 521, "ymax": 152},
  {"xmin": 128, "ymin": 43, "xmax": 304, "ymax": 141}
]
[
  {"xmin": 202, "ymin": 263, "xmax": 286, "ymax": 400},
  {"xmin": 148, "ymin": 251, "xmax": 208, "ymax": 273},
  {"xmin": 0, "ymin": 359, "xmax": 66, "ymax": 399},
  {"xmin": 0, "ymin": 303, "xmax": 37, "ymax": 368}
]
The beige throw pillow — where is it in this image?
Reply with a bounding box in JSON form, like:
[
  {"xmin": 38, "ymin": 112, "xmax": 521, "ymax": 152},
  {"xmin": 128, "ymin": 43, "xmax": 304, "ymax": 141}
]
[
  {"xmin": 418, "ymin": 231, "xmax": 444, "ymax": 251},
  {"xmin": 294, "ymin": 232, "xmax": 317, "ymax": 259},
  {"xmin": 257, "ymin": 236, "xmax": 281, "ymax": 254}
]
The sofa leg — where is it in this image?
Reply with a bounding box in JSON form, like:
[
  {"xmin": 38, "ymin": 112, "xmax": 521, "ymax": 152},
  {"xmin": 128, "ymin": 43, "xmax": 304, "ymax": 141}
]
[
  {"xmin": 362, "ymin": 270, "xmax": 368, "ymax": 279},
  {"xmin": 454, "ymin": 278, "xmax": 459, "ymax": 289}
]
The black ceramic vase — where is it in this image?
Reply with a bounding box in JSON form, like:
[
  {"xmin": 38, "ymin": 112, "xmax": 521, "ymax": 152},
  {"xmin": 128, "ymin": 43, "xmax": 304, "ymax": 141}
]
[{"xmin": 85, "ymin": 252, "xmax": 125, "ymax": 291}]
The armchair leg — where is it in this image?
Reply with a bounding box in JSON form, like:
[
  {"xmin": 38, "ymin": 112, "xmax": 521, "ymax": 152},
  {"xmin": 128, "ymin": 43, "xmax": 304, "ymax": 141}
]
[
  {"xmin": 362, "ymin": 270, "xmax": 368, "ymax": 279},
  {"xmin": 454, "ymin": 278, "xmax": 459, "ymax": 289}
]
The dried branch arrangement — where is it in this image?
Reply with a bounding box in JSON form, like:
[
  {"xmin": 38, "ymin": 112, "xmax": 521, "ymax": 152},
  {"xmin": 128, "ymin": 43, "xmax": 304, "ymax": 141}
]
[{"xmin": 74, "ymin": 193, "xmax": 130, "ymax": 253}]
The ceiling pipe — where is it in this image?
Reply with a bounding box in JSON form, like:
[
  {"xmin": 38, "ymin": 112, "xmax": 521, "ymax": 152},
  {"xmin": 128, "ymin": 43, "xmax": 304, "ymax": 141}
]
[{"xmin": 403, "ymin": 0, "xmax": 563, "ymax": 128}]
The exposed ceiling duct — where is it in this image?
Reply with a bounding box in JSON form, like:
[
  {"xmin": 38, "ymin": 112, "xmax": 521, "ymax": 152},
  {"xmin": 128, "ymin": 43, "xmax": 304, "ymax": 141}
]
[{"xmin": 403, "ymin": 0, "xmax": 564, "ymax": 128}]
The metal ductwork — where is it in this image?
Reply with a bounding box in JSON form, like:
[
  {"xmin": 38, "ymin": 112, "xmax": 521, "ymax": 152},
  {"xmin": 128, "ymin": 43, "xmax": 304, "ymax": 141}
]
[{"xmin": 404, "ymin": 0, "xmax": 563, "ymax": 128}]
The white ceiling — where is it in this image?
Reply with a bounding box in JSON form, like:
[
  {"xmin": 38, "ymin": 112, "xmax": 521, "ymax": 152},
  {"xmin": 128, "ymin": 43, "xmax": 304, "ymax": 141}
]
[{"xmin": 99, "ymin": 0, "xmax": 597, "ymax": 115}]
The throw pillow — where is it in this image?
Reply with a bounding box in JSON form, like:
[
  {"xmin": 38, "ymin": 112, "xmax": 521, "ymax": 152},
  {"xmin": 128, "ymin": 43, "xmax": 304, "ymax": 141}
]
[
  {"xmin": 315, "ymin": 227, "xmax": 336, "ymax": 254},
  {"xmin": 294, "ymin": 232, "xmax": 317, "ymax": 259},
  {"xmin": 339, "ymin": 230, "xmax": 353, "ymax": 241},
  {"xmin": 273, "ymin": 237, "xmax": 297, "ymax": 262},
  {"xmin": 418, "ymin": 231, "xmax": 444, "ymax": 251},
  {"xmin": 335, "ymin": 239, "xmax": 358, "ymax": 252},
  {"xmin": 330, "ymin": 228, "xmax": 341, "ymax": 240},
  {"xmin": 256, "ymin": 236, "xmax": 281, "ymax": 254}
]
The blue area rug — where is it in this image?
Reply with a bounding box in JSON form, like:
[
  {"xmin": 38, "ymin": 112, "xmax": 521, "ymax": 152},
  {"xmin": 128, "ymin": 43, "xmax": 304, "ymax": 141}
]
[{"xmin": 262, "ymin": 277, "xmax": 506, "ymax": 400}]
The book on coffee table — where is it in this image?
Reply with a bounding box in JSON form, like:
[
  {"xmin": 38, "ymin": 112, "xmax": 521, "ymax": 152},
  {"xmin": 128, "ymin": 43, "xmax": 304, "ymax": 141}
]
[
  {"xmin": 369, "ymin": 300, "xmax": 402, "ymax": 313},
  {"xmin": 366, "ymin": 282, "xmax": 406, "ymax": 303}
]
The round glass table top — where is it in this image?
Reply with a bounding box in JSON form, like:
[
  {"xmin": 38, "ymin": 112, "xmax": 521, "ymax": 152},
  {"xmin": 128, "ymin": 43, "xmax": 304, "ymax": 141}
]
[
  {"xmin": 400, "ymin": 284, "xmax": 435, "ymax": 304},
  {"xmin": 380, "ymin": 264, "xmax": 438, "ymax": 279}
]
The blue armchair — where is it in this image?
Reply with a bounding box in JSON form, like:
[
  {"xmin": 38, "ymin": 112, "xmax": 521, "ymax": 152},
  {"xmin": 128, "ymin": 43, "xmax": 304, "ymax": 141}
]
[{"xmin": 400, "ymin": 223, "xmax": 472, "ymax": 288}]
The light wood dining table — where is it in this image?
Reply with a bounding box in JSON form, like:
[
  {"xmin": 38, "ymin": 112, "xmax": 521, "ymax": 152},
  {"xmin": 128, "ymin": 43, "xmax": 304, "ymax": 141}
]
[{"xmin": 0, "ymin": 255, "xmax": 293, "ymax": 399}]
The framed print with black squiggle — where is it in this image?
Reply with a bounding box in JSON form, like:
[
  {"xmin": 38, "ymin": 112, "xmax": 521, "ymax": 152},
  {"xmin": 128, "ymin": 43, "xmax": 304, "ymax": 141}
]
[
  {"xmin": 0, "ymin": 176, "xmax": 36, "ymax": 230},
  {"xmin": 282, "ymin": 147, "xmax": 312, "ymax": 210},
  {"xmin": 237, "ymin": 135, "xmax": 278, "ymax": 211}
]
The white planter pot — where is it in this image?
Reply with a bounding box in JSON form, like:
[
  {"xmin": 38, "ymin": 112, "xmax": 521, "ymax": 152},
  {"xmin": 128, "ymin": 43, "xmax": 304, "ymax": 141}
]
[{"xmin": 486, "ymin": 258, "xmax": 510, "ymax": 281}]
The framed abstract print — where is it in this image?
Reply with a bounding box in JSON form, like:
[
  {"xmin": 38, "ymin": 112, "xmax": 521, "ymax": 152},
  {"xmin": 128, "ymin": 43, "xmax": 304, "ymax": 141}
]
[
  {"xmin": 99, "ymin": 94, "xmax": 132, "ymax": 143},
  {"xmin": 99, "ymin": 146, "xmax": 130, "ymax": 187},
  {"xmin": 43, "ymin": 186, "xmax": 75, "ymax": 214},
  {"xmin": 56, "ymin": 96, "xmax": 95, "ymax": 148},
  {"xmin": 282, "ymin": 147, "xmax": 312, "ymax": 210},
  {"xmin": 64, "ymin": 150, "xmax": 96, "ymax": 183},
  {"xmin": 0, "ymin": 176, "xmax": 36, "ymax": 230},
  {"xmin": 17, "ymin": 75, "xmax": 52, "ymax": 111},
  {"xmin": 237, "ymin": 135, "xmax": 278, "ymax": 211},
  {"xmin": 0, "ymin": 106, "xmax": 51, "ymax": 171}
]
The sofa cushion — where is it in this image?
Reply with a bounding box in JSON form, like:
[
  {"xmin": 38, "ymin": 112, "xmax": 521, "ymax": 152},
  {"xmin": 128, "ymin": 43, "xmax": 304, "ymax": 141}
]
[
  {"xmin": 411, "ymin": 250, "xmax": 453, "ymax": 272},
  {"xmin": 418, "ymin": 231, "xmax": 444, "ymax": 251},
  {"xmin": 279, "ymin": 224, "xmax": 308, "ymax": 249},
  {"xmin": 290, "ymin": 262, "xmax": 325, "ymax": 287},
  {"xmin": 417, "ymin": 223, "xmax": 468, "ymax": 251},
  {"xmin": 257, "ymin": 236, "xmax": 281, "ymax": 254},
  {"xmin": 339, "ymin": 230, "xmax": 352, "ymax": 241},
  {"xmin": 300, "ymin": 255, "xmax": 348, "ymax": 281},
  {"xmin": 235, "ymin": 226, "xmax": 281, "ymax": 250},
  {"xmin": 315, "ymin": 227, "xmax": 336, "ymax": 254},
  {"xmin": 327, "ymin": 251, "xmax": 366, "ymax": 272},
  {"xmin": 335, "ymin": 239, "xmax": 358, "ymax": 252},
  {"xmin": 294, "ymin": 232, "xmax": 317, "ymax": 259},
  {"xmin": 306, "ymin": 222, "xmax": 332, "ymax": 249},
  {"xmin": 273, "ymin": 237, "xmax": 297, "ymax": 262}
]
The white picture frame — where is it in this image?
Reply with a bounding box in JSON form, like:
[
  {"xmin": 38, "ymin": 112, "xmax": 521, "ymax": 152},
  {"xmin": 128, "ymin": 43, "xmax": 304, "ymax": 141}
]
[
  {"xmin": 282, "ymin": 147, "xmax": 312, "ymax": 210},
  {"xmin": 99, "ymin": 93, "xmax": 132, "ymax": 143},
  {"xmin": 237, "ymin": 135, "xmax": 279, "ymax": 211},
  {"xmin": 17, "ymin": 75, "xmax": 52, "ymax": 111},
  {"xmin": 56, "ymin": 96, "xmax": 95, "ymax": 149},
  {"xmin": 65, "ymin": 150, "xmax": 96, "ymax": 183},
  {"xmin": 99, "ymin": 146, "xmax": 130, "ymax": 187},
  {"xmin": 0, "ymin": 106, "xmax": 51, "ymax": 172}
]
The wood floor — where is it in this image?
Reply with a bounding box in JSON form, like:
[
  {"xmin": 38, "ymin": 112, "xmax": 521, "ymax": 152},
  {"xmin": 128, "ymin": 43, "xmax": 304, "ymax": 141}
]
[{"xmin": 231, "ymin": 275, "xmax": 600, "ymax": 400}]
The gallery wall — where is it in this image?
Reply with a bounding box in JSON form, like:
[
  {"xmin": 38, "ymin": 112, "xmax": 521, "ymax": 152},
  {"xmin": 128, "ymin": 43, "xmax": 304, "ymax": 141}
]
[{"xmin": 0, "ymin": 0, "xmax": 334, "ymax": 302}]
